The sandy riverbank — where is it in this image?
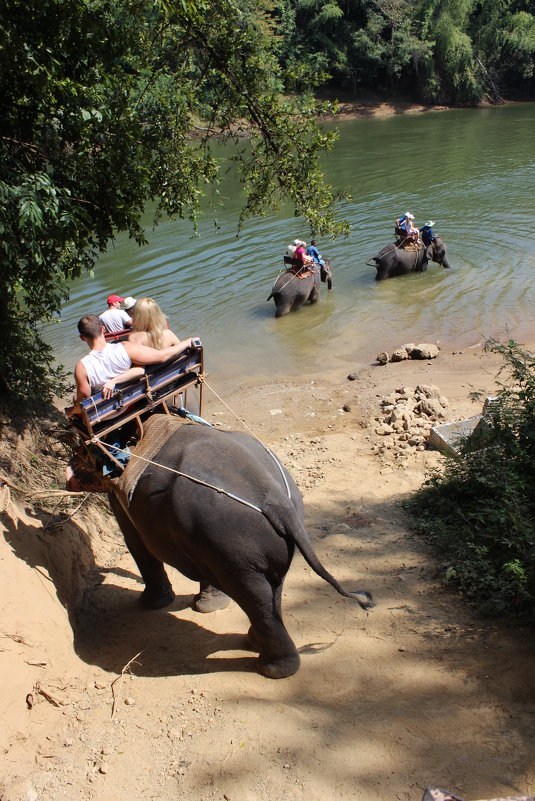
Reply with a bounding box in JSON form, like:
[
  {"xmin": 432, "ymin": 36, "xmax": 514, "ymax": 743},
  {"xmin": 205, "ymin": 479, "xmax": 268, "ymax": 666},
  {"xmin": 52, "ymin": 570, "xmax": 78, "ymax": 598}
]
[{"xmin": 1, "ymin": 341, "xmax": 535, "ymax": 801}]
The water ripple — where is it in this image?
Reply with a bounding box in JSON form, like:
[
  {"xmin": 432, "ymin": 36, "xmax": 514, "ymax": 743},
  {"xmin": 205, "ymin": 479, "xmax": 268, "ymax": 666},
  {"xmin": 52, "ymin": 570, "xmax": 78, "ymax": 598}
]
[{"xmin": 45, "ymin": 103, "xmax": 535, "ymax": 388}]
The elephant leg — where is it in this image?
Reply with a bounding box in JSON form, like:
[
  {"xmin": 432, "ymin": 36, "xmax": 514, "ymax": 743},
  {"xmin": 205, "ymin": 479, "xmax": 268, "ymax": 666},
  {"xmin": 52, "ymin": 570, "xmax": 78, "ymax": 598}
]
[
  {"xmin": 275, "ymin": 304, "xmax": 291, "ymax": 318},
  {"xmin": 192, "ymin": 582, "xmax": 231, "ymax": 613},
  {"xmin": 244, "ymin": 580, "xmax": 300, "ymax": 679},
  {"xmin": 309, "ymin": 286, "xmax": 320, "ymax": 304},
  {"xmin": 109, "ymin": 494, "xmax": 175, "ymax": 610}
]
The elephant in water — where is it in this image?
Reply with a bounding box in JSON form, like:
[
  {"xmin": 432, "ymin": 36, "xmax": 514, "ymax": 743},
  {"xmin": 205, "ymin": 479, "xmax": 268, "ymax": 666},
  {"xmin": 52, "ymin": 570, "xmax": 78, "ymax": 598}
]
[
  {"xmin": 370, "ymin": 236, "xmax": 450, "ymax": 281},
  {"xmin": 267, "ymin": 260, "xmax": 332, "ymax": 317},
  {"xmin": 67, "ymin": 415, "xmax": 373, "ymax": 678}
]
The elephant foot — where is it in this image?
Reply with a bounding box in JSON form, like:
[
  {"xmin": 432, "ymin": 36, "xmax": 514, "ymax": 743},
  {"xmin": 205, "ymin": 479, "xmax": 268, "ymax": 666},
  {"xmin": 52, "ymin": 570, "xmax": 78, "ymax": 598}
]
[
  {"xmin": 192, "ymin": 585, "xmax": 230, "ymax": 613},
  {"xmin": 140, "ymin": 585, "xmax": 175, "ymax": 610},
  {"xmin": 256, "ymin": 651, "xmax": 301, "ymax": 679}
]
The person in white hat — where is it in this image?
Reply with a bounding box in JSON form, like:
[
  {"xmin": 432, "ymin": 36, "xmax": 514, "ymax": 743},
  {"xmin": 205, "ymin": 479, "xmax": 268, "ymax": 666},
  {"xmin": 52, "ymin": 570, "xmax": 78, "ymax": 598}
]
[
  {"xmin": 419, "ymin": 220, "xmax": 436, "ymax": 247},
  {"xmin": 395, "ymin": 211, "xmax": 418, "ymax": 245},
  {"xmin": 123, "ymin": 296, "xmax": 137, "ymax": 312}
]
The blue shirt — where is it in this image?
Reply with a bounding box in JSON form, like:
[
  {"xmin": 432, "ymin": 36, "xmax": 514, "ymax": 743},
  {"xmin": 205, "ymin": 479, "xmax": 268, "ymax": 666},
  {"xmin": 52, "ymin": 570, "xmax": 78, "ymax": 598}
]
[
  {"xmin": 306, "ymin": 245, "xmax": 320, "ymax": 263},
  {"xmin": 420, "ymin": 225, "xmax": 434, "ymax": 246}
]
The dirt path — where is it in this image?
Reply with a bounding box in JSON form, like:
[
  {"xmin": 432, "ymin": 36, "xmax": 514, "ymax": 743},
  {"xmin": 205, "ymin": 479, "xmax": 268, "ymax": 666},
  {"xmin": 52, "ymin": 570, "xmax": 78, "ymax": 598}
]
[{"xmin": 2, "ymin": 346, "xmax": 535, "ymax": 801}]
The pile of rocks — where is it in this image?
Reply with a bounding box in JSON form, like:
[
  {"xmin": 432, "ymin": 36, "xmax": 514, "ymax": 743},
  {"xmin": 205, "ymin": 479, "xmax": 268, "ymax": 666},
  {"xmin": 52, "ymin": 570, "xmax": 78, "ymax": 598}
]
[
  {"xmin": 373, "ymin": 384, "xmax": 448, "ymax": 454},
  {"xmin": 376, "ymin": 343, "xmax": 439, "ymax": 365}
]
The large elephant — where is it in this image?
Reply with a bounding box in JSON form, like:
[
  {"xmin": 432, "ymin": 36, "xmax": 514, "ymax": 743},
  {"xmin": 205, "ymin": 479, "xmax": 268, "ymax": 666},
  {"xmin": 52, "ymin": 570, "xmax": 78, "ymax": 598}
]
[
  {"xmin": 370, "ymin": 237, "xmax": 450, "ymax": 281},
  {"xmin": 267, "ymin": 260, "xmax": 332, "ymax": 317},
  {"xmin": 67, "ymin": 415, "xmax": 372, "ymax": 679}
]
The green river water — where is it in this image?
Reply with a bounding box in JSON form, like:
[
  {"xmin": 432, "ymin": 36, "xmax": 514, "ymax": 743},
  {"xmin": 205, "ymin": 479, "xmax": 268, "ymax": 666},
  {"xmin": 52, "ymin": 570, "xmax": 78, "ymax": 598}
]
[{"xmin": 46, "ymin": 102, "xmax": 535, "ymax": 391}]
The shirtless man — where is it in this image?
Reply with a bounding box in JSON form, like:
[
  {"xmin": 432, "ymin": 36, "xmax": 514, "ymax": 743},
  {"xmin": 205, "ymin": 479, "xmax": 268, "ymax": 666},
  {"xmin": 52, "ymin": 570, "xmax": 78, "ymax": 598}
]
[{"xmin": 66, "ymin": 314, "xmax": 197, "ymax": 418}]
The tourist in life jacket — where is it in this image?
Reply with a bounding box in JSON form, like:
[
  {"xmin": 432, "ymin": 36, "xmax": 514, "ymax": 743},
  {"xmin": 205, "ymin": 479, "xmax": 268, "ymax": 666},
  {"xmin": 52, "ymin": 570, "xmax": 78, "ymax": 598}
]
[
  {"xmin": 306, "ymin": 240, "xmax": 325, "ymax": 269},
  {"xmin": 66, "ymin": 314, "xmax": 198, "ymax": 417},
  {"xmin": 99, "ymin": 294, "xmax": 133, "ymax": 333},
  {"xmin": 419, "ymin": 220, "xmax": 436, "ymax": 247}
]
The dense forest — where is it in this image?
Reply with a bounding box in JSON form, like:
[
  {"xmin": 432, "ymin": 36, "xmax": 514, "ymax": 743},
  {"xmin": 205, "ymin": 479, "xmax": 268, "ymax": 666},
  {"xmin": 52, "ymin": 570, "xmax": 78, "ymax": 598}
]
[
  {"xmin": 1, "ymin": 0, "xmax": 534, "ymax": 404},
  {"xmin": 276, "ymin": 0, "xmax": 535, "ymax": 104}
]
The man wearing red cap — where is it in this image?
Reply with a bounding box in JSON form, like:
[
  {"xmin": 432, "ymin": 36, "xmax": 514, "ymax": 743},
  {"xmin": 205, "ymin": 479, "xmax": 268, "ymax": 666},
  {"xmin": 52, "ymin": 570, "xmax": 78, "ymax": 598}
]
[{"xmin": 99, "ymin": 294, "xmax": 133, "ymax": 333}]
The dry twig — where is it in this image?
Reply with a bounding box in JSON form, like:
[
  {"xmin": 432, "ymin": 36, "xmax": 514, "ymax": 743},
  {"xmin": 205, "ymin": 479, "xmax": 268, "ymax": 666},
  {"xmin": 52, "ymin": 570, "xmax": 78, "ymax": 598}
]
[
  {"xmin": 41, "ymin": 493, "xmax": 90, "ymax": 533},
  {"xmin": 34, "ymin": 682, "xmax": 65, "ymax": 707},
  {"xmin": 111, "ymin": 650, "xmax": 144, "ymax": 719}
]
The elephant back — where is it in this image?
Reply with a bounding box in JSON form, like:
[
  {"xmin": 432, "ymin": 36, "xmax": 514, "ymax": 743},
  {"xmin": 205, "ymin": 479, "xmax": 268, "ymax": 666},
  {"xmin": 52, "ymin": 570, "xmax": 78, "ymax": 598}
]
[{"xmin": 116, "ymin": 415, "xmax": 185, "ymax": 506}]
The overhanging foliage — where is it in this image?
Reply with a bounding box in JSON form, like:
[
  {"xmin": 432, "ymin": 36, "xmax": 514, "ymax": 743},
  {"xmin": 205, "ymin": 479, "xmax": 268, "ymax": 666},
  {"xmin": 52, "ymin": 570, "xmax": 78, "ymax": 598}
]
[{"xmin": 0, "ymin": 0, "xmax": 349, "ymax": 406}]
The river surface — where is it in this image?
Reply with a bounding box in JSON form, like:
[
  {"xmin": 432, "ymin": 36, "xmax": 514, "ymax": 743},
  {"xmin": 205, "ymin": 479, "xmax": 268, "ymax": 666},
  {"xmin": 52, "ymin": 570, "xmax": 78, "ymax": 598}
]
[{"xmin": 46, "ymin": 102, "xmax": 535, "ymax": 391}]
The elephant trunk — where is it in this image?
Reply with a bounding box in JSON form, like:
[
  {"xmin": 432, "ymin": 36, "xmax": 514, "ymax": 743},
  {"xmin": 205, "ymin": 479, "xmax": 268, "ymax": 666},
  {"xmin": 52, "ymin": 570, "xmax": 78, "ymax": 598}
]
[{"xmin": 441, "ymin": 255, "xmax": 451, "ymax": 269}]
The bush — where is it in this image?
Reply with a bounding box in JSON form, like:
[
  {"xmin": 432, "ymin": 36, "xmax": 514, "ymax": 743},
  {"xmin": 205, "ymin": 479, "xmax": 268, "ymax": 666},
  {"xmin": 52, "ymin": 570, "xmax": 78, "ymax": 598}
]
[{"xmin": 407, "ymin": 339, "xmax": 535, "ymax": 619}]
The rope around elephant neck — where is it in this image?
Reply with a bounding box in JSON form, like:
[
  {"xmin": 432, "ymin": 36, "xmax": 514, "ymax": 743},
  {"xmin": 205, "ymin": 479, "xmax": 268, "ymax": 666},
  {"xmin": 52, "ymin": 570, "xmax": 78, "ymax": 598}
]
[
  {"xmin": 96, "ymin": 438, "xmax": 264, "ymax": 514},
  {"xmin": 367, "ymin": 234, "xmax": 421, "ymax": 264},
  {"xmin": 200, "ymin": 377, "xmax": 292, "ymax": 500},
  {"xmin": 271, "ymin": 263, "xmax": 308, "ymax": 295},
  {"xmin": 94, "ymin": 376, "xmax": 292, "ymax": 510}
]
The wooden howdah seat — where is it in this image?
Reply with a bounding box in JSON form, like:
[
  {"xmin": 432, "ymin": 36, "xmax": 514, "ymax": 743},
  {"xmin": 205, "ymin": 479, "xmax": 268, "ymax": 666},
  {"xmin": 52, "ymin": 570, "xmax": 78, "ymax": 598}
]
[
  {"xmin": 70, "ymin": 346, "xmax": 205, "ymax": 471},
  {"xmin": 282, "ymin": 255, "xmax": 315, "ymax": 279},
  {"xmin": 103, "ymin": 328, "xmax": 131, "ymax": 343}
]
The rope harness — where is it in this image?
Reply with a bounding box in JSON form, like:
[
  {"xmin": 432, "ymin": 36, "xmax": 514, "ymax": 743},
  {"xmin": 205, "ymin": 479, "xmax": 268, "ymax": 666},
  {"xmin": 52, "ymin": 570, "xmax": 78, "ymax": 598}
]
[
  {"xmin": 93, "ymin": 376, "xmax": 292, "ymax": 515},
  {"xmin": 271, "ymin": 261, "xmax": 314, "ymax": 296},
  {"xmin": 366, "ymin": 234, "xmax": 423, "ymax": 267}
]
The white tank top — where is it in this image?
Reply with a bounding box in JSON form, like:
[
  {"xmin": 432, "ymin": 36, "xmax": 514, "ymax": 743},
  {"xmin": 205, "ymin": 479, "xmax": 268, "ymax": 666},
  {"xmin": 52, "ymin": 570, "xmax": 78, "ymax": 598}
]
[{"xmin": 81, "ymin": 343, "xmax": 132, "ymax": 391}]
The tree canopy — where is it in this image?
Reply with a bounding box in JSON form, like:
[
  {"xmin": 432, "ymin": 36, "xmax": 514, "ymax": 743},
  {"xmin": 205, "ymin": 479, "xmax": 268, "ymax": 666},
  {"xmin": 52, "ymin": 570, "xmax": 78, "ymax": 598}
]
[
  {"xmin": 1, "ymin": 0, "xmax": 533, "ymax": 407},
  {"xmin": 0, "ymin": 0, "xmax": 347, "ymax": 406},
  {"xmin": 276, "ymin": 0, "xmax": 535, "ymax": 103}
]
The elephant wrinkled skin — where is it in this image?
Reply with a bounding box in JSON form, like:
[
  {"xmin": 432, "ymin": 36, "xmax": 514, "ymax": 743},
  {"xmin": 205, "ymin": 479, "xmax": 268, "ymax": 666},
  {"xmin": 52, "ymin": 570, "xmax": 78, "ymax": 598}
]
[
  {"xmin": 267, "ymin": 260, "xmax": 332, "ymax": 317},
  {"xmin": 372, "ymin": 237, "xmax": 450, "ymax": 281},
  {"xmin": 69, "ymin": 416, "xmax": 373, "ymax": 679}
]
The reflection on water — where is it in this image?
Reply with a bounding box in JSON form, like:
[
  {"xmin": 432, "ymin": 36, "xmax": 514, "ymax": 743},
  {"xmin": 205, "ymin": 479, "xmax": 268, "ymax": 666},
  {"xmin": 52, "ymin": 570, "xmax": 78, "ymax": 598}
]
[{"xmin": 46, "ymin": 103, "xmax": 535, "ymax": 392}]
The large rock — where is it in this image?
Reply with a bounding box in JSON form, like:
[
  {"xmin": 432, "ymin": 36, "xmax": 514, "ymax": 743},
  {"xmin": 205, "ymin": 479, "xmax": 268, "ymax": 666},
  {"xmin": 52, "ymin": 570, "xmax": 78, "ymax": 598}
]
[
  {"xmin": 416, "ymin": 398, "xmax": 446, "ymax": 419},
  {"xmin": 391, "ymin": 348, "xmax": 409, "ymax": 362},
  {"xmin": 416, "ymin": 384, "xmax": 441, "ymax": 399},
  {"xmin": 410, "ymin": 344, "xmax": 440, "ymax": 360}
]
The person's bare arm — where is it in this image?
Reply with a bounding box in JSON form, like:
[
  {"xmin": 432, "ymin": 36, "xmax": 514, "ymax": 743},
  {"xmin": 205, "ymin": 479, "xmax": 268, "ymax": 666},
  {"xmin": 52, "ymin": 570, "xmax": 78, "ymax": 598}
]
[
  {"xmin": 65, "ymin": 361, "xmax": 91, "ymax": 418},
  {"xmin": 124, "ymin": 338, "xmax": 197, "ymax": 366},
  {"xmin": 101, "ymin": 366, "xmax": 145, "ymax": 398}
]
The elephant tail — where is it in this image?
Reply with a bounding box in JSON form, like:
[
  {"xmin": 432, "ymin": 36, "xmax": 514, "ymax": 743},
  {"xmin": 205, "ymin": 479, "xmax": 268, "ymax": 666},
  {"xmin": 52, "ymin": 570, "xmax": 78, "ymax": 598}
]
[
  {"xmin": 266, "ymin": 289, "xmax": 274, "ymax": 301},
  {"xmin": 261, "ymin": 497, "xmax": 374, "ymax": 611},
  {"xmin": 366, "ymin": 256, "xmax": 378, "ymax": 267}
]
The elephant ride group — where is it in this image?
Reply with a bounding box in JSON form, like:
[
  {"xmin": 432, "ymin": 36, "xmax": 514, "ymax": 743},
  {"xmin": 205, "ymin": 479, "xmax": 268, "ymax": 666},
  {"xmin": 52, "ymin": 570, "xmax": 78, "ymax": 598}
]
[
  {"xmin": 268, "ymin": 238, "xmax": 333, "ymax": 317},
  {"xmin": 68, "ymin": 340, "xmax": 206, "ymax": 486},
  {"xmin": 65, "ymin": 311, "xmax": 373, "ymax": 678},
  {"xmin": 368, "ymin": 211, "xmax": 450, "ymax": 281}
]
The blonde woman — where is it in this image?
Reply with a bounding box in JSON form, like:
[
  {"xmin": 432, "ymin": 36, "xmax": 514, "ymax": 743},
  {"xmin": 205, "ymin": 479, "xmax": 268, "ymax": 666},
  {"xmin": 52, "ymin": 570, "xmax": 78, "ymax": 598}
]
[{"xmin": 128, "ymin": 297, "xmax": 197, "ymax": 351}]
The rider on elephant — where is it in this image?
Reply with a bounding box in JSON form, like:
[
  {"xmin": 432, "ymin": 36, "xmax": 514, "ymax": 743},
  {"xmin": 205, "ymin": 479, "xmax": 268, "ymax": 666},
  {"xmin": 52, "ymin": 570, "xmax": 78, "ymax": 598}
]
[
  {"xmin": 395, "ymin": 211, "xmax": 420, "ymax": 247},
  {"xmin": 294, "ymin": 240, "xmax": 312, "ymax": 267},
  {"xmin": 306, "ymin": 239, "xmax": 326, "ymax": 269},
  {"xmin": 419, "ymin": 220, "xmax": 436, "ymax": 247}
]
